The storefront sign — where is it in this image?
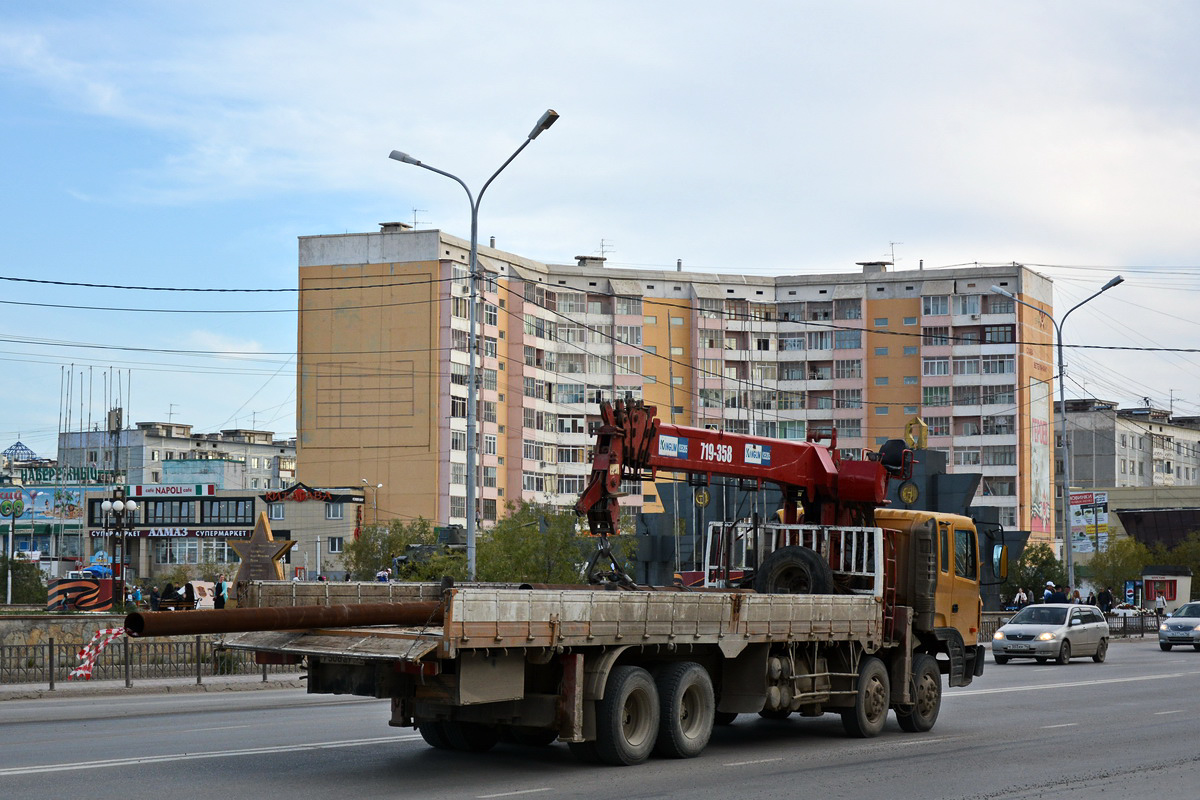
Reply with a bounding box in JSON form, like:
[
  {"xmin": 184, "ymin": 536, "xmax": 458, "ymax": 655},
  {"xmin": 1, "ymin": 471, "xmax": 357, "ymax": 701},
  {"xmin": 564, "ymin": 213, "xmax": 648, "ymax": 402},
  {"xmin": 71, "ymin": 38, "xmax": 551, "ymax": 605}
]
[
  {"xmin": 19, "ymin": 466, "xmax": 115, "ymax": 484},
  {"xmin": 89, "ymin": 528, "xmax": 251, "ymax": 538},
  {"xmin": 127, "ymin": 484, "xmax": 217, "ymax": 498}
]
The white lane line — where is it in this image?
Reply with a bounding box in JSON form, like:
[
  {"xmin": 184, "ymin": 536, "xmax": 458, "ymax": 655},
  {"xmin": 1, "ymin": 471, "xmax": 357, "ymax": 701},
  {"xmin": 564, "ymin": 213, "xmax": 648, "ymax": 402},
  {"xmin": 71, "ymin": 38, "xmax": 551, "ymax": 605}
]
[
  {"xmin": 477, "ymin": 789, "xmax": 553, "ymax": 799},
  {"xmin": 1041, "ymin": 723, "xmax": 1078, "ymax": 729},
  {"xmin": 1155, "ymin": 710, "xmax": 1185, "ymax": 716},
  {"xmin": 187, "ymin": 724, "xmax": 253, "ymax": 733},
  {"xmin": 954, "ymin": 670, "xmax": 1200, "ymax": 696},
  {"xmin": 0, "ymin": 735, "xmax": 422, "ymax": 777},
  {"xmin": 725, "ymin": 757, "xmax": 784, "ymax": 767}
]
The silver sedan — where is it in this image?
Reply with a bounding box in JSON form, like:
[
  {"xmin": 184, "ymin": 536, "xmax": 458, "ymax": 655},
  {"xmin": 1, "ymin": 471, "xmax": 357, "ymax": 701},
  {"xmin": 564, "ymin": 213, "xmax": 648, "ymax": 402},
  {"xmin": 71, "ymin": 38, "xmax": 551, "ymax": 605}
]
[
  {"xmin": 992, "ymin": 604, "xmax": 1109, "ymax": 664},
  {"xmin": 1158, "ymin": 602, "xmax": 1200, "ymax": 651}
]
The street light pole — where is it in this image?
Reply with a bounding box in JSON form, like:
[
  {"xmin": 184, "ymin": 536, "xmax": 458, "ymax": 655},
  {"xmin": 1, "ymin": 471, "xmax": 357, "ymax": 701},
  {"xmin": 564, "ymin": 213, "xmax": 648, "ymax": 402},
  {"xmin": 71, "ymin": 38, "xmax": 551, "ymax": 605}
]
[
  {"xmin": 991, "ymin": 275, "xmax": 1123, "ymax": 591},
  {"xmin": 389, "ymin": 109, "xmax": 559, "ymax": 581},
  {"xmin": 361, "ymin": 478, "xmax": 382, "ymax": 525},
  {"xmin": 101, "ymin": 490, "xmax": 138, "ymax": 610}
]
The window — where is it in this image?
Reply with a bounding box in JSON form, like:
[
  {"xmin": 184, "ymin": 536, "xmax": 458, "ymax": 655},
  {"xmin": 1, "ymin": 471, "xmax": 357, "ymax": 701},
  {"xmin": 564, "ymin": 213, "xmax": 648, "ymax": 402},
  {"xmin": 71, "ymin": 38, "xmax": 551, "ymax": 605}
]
[
  {"xmin": 482, "ymin": 499, "xmax": 498, "ymax": 521},
  {"xmin": 874, "ymin": 318, "xmax": 889, "ymax": 327},
  {"xmin": 904, "ymin": 376, "xmax": 918, "ymax": 385},
  {"xmin": 268, "ymin": 503, "xmax": 284, "ymax": 521},
  {"xmin": 903, "ymin": 316, "xmax": 918, "ymax": 326},
  {"xmin": 835, "ymin": 389, "xmax": 862, "ymax": 409},
  {"xmin": 874, "ymin": 377, "xmax": 889, "ymax": 386},
  {"xmin": 955, "ymin": 448, "xmax": 981, "ymax": 466},
  {"xmin": 328, "ymin": 536, "xmax": 344, "ymax": 553},
  {"xmin": 982, "ymin": 355, "xmax": 1015, "ymax": 374},
  {"xmin": 484, "ymin": 303, "xmax": 498, "ymax": 326},
  {"xmin": 147, "ymin": 501, "xmax": 193, "ymax": 525},
  {"xmin": 834, "ymin": 330, "xmax": 861, "ymax": 349},
  {"xmin": 451, "ymin": 462, "xmax": 466, "ymax": 485},
  {"xmin": 451, "ymin": 430, "xmax": 467, "ymax": 451},
  {"xmin": 953, "ymin": 357, "xmax": 980, "ymax": 375},
  {"xmin": 807, "ymin": 331, "xmax": 833, "ymax": 350},
  {"xmin": 834, "ymin": 359, "xmax": 862, "ymax": 379},
  {"xmin": 983, "ymin": 325, "xmax": 1014, "ymax": 344},
  {"xmin": 954, "ymin": 295, "xmax": 981, "ymax": 316},
  {"xmin": 982, "ymin": 415, "xmax": 1015, "ymax": 435},
  {"xmin": 875, "ymin": 406, "xmax": 890, "ymax": 415},
  {"xmin": 450, "ymin": 495, "xmax": 467, "ymax": 518},
  {"xmin": 451, "ymin": 397, "xmax": 467, "ymax": 418},
  {"xmin": 483, "ymin": 466, "xmax": 498, "ymax": 488},
  {"xmin": 903, "ymin": 345, "xmax": 918, "ymax": 356},
  {"xmin": 780, "ymin": 420, "xmax": 806, "ymax": 440},
  {"xmin": 325, "ymin": 503, "xmax": 344, "ymax": 520},
  {"xmin": 981, "ymin": 384, "xmax": 1015, "ymax": 405},
  {"xmin": 201, "ymin": 500, "xmax": 254, "ymax": 525},
  {"xmin": 954, "ymin": 528, "xmax": 978, "ymax": 579},
  {"xmin": 644, "ymin": 315, "xmax": 657, "ymax": 325},
  {"xmin": 922, "ymin": 326, "xmax": 951, "ymax": 346},
  {"xmin": 839, "ymin": 419, "xmax": 862, "ymax": 438},
  {"xmin": 954, "ymin": 385, "xmax": 980, "ymax": 405},
  {"xmin": 922, "ymin": 296, "xmax": 949, "ymax": 316},
  {"xmin": 926, "ymin": 416, "xmax": 951, "ymax": 436},
  {"xmin": 615, "ymin": 325, "xmax": 643, "ymax": 345},
  {"xmin": 922, "ymin": 357, "xmax": 949, "ymax": 376},
  {"xmin": 874, "ymin": 347, "xmax": 889, "ymax": 356},
  {"xmin": 983, "ymin": 445, "xmax": 1017, "ymax": 466},
  {"xmin": 923, "ymin": 386, "xmax": 951, "ymax": 406},
  {"xmin": 615, "ymin": 296, "xmax": 642, "ymax": 315},
  {"xmin": 834, "ymin": 299, "xmax": 862, "ymax": 319}
]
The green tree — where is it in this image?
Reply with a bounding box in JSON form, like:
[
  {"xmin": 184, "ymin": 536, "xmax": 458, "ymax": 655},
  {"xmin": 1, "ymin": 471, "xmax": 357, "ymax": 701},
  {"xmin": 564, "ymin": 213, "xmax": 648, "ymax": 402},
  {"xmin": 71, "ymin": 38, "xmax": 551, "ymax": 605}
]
[
  {"xmin": 477, "ymin": 502, "xmax": 589, "ymax": 584},
  {"xmin": 1088, "ymin": 536, "xmax": 1151, "ymax": 597},
  {"xmin": 1007, "ymin": 543, "xmax": 1067, "ymax": 598},
  {"xmin": 339, "ymin": 517, "xmax": 466, "ymax": 581},
  {"xmin": 0, "ymin": 555, "xmax": 47, "ymax": 605}
]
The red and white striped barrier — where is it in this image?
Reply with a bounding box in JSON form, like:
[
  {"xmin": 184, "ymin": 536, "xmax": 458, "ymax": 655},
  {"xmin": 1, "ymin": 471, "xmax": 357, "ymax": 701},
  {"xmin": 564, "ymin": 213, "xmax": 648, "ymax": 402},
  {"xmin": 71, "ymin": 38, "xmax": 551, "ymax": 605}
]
[{"xmin": 68, "ymin": 628, "xmax": 126, "ymax": 681}]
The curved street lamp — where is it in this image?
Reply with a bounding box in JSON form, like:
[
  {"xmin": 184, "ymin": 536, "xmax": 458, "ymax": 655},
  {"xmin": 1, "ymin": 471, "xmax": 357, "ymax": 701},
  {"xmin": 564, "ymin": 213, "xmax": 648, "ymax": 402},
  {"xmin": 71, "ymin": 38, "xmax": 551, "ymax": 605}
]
[
  {"xmin": 389, "ymin": 109, "xmax": 559, "ymax": 581},
  {"xmin": 991, "ymin": 275, "xmax": 1123, "ymax": 590}
]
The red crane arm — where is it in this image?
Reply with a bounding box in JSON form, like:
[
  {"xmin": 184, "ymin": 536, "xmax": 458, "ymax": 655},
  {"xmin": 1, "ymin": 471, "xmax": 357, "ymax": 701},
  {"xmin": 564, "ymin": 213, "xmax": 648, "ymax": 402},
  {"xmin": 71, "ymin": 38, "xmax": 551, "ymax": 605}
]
[{"xmin": 576, "ymin": 399, "xmax": 896, "ymax": 537}]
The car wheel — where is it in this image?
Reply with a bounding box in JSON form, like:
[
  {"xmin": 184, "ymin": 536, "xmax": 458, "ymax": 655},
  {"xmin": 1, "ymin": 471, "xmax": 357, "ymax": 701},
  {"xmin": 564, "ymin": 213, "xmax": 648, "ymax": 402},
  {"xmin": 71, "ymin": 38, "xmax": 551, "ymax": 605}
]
[
  {"xmin": 1092, "ymin": 638, "xmax": 1107, "ymax": 663},
  {"xmin": 993, "ymin": 655, "xmax": 1009, "ymax": 664},
  {"xmin": 1056, "ymin": 640, "xmax": 1071, "ymax": 665},
  {"xmin": 1035, "ymin": 657, "xmax": 1049, "ymax": 663},
  {"xmin": 1160, "ymin": 643, "xmax": 1173, "ymax": 651},
  {"xmin": 1193, "ymin": 644, "xmax": 1200, "ymax": 652}
]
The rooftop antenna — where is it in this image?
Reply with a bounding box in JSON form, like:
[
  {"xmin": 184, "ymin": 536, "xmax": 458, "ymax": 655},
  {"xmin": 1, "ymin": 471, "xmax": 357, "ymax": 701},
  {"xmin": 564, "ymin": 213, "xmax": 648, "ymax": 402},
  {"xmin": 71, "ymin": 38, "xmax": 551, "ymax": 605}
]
[
  {"xmin": 411, "ymin": 208, "xmax": 428, "ymax": 230},
  {"xmin": 167, "ymin": 403, "xmax": 178, "ymax": 423},
  {"xmin": 889, "ymin": 241, "xmax": 903, "ymax": 267},
  {"xmin": 597, "ymin": 239, "xmax": 614, "ymax": 258}
]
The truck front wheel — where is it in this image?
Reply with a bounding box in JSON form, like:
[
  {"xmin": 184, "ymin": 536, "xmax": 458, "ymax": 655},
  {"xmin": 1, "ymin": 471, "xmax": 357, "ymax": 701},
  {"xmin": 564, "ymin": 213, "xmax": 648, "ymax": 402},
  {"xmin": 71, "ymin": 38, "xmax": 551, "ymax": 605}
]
[
  {"xmin": 896, "ymin": 653, "xmax": 941, "ymax": 733},
  {"xmin": 654, "ymin": 662, "xmax": 715, "ymax": 759},
  {"xmin": 840, "ymin": 657, "xmax": 890, "ymax": 738},
  {"xmin": 596, "ymin": 666, "xmax": 660, "ymax": 766}
]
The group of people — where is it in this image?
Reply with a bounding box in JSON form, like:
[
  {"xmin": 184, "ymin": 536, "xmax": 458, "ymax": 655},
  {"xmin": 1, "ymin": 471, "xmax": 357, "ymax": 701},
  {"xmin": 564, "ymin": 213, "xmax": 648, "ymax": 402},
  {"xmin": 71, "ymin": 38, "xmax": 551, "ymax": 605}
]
[
  {"xmin": 1009, "ymin": 583, "xmax": 1116, "ymax": 612},
  {"xmin": 132, "ymin": 574, "xmax": 229, "ymax": 611}
]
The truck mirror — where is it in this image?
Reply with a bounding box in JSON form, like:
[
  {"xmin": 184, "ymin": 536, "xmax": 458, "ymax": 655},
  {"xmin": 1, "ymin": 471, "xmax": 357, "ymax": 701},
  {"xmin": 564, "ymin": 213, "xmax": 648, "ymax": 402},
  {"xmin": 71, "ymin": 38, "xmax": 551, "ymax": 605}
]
[{"xmin": 993, "ymin": 545, "xmax": 1008, "ymax": 580}]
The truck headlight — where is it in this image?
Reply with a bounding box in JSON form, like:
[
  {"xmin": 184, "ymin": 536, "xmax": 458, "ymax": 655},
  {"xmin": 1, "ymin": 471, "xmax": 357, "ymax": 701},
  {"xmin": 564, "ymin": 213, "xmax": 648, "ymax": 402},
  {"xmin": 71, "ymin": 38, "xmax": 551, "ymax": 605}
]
[{"xmin": 1037, "ymin": 631, "xmax": 1057, "ymax": 641}]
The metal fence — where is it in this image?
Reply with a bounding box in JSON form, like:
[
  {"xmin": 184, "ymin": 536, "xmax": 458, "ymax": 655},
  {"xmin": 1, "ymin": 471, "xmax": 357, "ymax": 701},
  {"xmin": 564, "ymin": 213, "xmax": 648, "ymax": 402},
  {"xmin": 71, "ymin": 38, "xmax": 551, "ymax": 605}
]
[
  {"xmin": 980, "ymin": 611, "xmax": 1159, "ymax": 642},
  {"xmin": 0, "ymin": 636, "xmax": 303, "ymax": 689}
]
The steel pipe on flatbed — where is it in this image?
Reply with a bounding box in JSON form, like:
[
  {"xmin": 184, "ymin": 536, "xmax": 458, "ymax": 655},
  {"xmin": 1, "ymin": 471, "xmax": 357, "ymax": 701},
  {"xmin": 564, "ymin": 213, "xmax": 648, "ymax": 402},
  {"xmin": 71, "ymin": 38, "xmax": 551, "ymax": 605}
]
[{"xmin": 124, "ymin": 601, "xmax": 445, "ymax": 638}]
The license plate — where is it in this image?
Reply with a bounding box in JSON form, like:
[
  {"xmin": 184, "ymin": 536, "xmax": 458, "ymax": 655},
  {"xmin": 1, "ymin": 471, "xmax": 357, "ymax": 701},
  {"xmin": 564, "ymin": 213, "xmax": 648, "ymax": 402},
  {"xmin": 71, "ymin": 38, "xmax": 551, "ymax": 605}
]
[{"xmin": 1008, "ymin": 644, "xmax": 1032, "ymax": 651}]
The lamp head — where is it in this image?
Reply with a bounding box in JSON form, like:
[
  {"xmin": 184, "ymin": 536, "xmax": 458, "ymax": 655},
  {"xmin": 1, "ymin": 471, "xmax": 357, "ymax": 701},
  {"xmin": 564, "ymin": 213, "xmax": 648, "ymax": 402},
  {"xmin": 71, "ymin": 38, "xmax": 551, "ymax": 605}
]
[
  {"xmin": 1101, "ymin": 275, "xmax": 1125, "ymax": 291},
  {"xmin": 528, "ymin": 109, "xmax": 559, "ymax": 140},
  {"xmin": 101, "ymin": 500, "xmax": 113, "ymax": 513},
  {"xmin": 388, "ymin": 150, "xmax": 421, "ymax": 166},
  {"xmin": 990, "ymin": 285, "xmax": 1015, "ymax": 299}
]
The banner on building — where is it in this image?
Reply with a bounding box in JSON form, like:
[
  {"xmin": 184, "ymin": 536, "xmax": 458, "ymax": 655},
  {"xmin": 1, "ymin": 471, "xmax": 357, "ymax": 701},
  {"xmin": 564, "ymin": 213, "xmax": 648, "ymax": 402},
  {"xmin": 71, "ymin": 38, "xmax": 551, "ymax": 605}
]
[{"xmin": 1069, "ymin": 490, "xmax": 1109, "ymax": 553}]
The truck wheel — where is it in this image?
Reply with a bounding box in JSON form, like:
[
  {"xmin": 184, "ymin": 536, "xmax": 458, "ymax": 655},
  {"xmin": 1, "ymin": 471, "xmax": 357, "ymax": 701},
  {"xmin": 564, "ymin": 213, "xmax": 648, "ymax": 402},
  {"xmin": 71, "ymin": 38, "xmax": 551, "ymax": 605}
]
[
  {"xmin": 1056, "ymin": 641, "xmax": 1072, "ymax": 665},
  {"xmin": 753, "ymin": 546, "xmax": 835, "ymax": 595},
  {"xmin": 896, "ymin": 653, "xmax": 941, "ymax": 733},
  {"xmin": 442, "ymin": 721, "xmax": 499, "ymax": 752},
  {"xmin": 596, "ymin": 666, "xmax": 660, "ymax": 766},
  {"xmin": 654, "ymin": 662, "xmax": 715, "ymax": 758},
  {"xmin": 840, "ymin": 657, "xmax": 890, "ymax": 738},
  {"xmin": 1092, "ymin": 639, "xmax": 1108, "ymax": 663},
  {"xmin": 417, "ymin": 721, "xmax": 453, "ymax": 750}
]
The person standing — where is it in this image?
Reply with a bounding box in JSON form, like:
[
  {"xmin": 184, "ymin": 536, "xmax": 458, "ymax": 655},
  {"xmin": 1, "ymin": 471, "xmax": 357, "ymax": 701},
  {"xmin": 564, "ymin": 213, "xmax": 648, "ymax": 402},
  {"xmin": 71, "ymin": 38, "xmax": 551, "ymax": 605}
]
[
  {"xmin": 149, "ymin": 585, "xmax": 160, "ymax": 611},
  {"xmin": 1098, "ymin": 586, "xmax": 1114, "ymax": 614},
  {"xmin": 1044, "ymin": 582, "xmax": 1055, "ymax": 603},
  {"xmin": 214, "ymin": 574, "xmax": 227, "ymax": 610},
  {"xmin": 1086, "ymin": 590, "xmax": 1097, "ymax": 606},
  {"xmin": 1156, "ymin": 592, "xmax": 1167, "ymax": 619},
  {"xmin": 1014, "ymin": 587, "xmax": 1028, "ymax": 608}
]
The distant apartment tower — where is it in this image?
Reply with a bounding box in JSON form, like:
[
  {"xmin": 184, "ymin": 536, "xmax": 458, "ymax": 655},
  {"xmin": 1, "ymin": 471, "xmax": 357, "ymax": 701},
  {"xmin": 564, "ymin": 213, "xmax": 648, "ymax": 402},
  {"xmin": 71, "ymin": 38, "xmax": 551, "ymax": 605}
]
[
  {"xmin": 1057, "ymin": 399, "xmax": 1200, "ymax": 490},
  {"xmin": 297, "ymin": 226, "xmax": 1054, "ymax": 540}
]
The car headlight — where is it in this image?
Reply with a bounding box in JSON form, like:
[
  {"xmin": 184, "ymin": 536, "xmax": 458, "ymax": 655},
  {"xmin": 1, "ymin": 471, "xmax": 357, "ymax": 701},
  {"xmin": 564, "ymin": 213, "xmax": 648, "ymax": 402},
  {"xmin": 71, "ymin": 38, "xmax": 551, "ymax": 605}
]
[
  {"xmin": 1037, "ymin": 631, "xmax": 1057, "ymax": 641},
  {"xmin": 1160, "ymin": 623, "xmax": 1170, "ymax": 631},
  {"xmin": 1193, "ymin": 624, "xmax": 1200, "ymax": 632},
  {"xmin": 993, "ymin": 631, "xmax": 1005, "ymax": 640}
]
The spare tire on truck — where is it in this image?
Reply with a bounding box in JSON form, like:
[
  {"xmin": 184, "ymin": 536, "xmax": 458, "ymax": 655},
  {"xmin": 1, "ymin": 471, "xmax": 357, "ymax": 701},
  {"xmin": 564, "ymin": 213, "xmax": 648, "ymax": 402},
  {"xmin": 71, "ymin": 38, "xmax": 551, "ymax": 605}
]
[{"xmin": 753, "ymin": 546, "xmax": 835, "ymax": 595}]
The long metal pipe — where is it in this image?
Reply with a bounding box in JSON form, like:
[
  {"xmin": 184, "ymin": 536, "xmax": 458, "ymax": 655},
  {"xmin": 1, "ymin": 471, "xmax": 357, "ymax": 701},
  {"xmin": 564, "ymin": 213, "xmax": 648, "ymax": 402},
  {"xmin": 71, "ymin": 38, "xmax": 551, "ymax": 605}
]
[{"xmin": 125, "ymin": 601, "xmax": 445, "ymax": 638}]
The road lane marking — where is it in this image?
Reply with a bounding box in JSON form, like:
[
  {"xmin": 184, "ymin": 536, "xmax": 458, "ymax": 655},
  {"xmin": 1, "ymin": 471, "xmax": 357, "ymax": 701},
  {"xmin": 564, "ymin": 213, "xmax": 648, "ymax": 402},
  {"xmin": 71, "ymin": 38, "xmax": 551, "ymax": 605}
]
[
  {"xmin": 187, "ymin": 724, "xmax": 253, "ymax": 733},
  {"xmin": 1041, "ymin": 723, "xmax": 1078, "ymax": 729},
  {"xmin": 725, "ymin": 757, "xmax": 784, "ymax": 766},
  {"xmin": 954, "ymin": 670, "xmax": 1200, "ymax": 696},
  {"xmin": 0, "ymin": 735, "xmax": 423, "ymax": 776},
  {"xmin": 477, "ymin": 790, "xmax": 553, "ymax": 799},
  {"xmin": 1155, "ymin": 710, "xmax": 1185, "ymax": 715}
]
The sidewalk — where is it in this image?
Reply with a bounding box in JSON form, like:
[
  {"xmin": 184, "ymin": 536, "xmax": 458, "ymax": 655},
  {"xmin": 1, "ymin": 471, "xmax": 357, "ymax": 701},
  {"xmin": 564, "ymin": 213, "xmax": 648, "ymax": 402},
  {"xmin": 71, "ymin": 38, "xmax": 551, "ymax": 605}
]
[{"xmin": 0, "ymin": 671, "xmax": 305, "ymax": 701}]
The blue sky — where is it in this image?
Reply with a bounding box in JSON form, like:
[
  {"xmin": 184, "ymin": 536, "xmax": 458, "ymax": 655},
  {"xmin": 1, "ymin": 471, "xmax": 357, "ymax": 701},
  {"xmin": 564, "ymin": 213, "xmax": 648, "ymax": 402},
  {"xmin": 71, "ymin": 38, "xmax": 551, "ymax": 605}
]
[{"xmin": 2, "ymin": 1, "xmax": 1199, "ymax": 457}]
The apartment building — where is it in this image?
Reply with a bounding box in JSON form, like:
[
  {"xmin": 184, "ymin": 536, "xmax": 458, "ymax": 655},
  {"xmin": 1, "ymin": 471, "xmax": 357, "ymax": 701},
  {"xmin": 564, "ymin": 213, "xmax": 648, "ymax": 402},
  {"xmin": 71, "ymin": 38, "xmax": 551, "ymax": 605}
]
[
  {"xmin": 297, "ymin": 225, "xmax": 1054, "ymax": 540},
  {"xmin": 1057, "ymin": 399, "xmax": 1200, "ymax": 490}
]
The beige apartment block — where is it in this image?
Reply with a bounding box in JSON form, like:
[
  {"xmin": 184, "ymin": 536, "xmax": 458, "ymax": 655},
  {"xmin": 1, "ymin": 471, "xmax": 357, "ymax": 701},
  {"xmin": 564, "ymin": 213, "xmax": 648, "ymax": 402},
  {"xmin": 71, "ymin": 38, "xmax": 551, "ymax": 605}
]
[{"xmin": 298, "ymin": 225, "xmax": 1055, "ymax": 539}]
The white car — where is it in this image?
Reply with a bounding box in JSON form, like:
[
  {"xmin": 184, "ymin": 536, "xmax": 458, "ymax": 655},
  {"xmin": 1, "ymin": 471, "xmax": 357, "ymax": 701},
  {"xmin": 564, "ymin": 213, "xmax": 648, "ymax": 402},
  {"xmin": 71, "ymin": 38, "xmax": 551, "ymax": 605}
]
[{"xmin": 992, "ymin": 604, "xmax": 1110, "ymax": 664}]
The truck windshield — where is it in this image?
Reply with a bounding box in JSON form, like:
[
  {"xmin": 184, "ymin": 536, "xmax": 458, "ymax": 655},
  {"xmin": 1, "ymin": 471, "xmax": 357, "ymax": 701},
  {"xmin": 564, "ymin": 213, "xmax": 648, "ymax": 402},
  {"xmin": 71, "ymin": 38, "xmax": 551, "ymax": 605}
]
[{"xmin": 1009, "ymin": 607, "xmax": 1067, "ymax": 626}]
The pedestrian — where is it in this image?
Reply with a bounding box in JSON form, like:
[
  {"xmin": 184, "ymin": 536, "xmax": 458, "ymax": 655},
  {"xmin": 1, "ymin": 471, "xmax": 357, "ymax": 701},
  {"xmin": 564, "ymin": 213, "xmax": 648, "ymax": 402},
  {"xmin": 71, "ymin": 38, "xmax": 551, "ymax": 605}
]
[
  {"xmin": 149, "ymin": 585, "xmax": 160, "ymax": 611},
  {"xmin": 1043, "ymin": 581, "xmax": 1055, "ymax": 603},
  {"xmin": 1098, "ymin": 586, "xmax": 1114, "ymax": 614},
  {"xmin": 375, "ymin": 568, "xmax": 388, "ymax": 582},
  {"xmin": 1014, "ymin": 587, "xmax": 1028, "ymax": 608},
  {"xmin": 182, "ymin": 581, "xmax": 196, "ymax": 609},
  {"xmin": 1155, "ymin": 593, "xmax": 1166, "ymax": 619},
  {"xmin": 132, "ymin": 585, "xmax": 143, "ymax": 607},
  {"xmin": 1049, "ymin": 584, "xmax": 1069, "ymax": 604},
  {"xmin": 1086, "ymin": 590, "xmax": 1096, "ymax": 606},
  {"xmin": 1071, "ymin": 589, "xmax": 1082, "ymax": 604},
  {"xmin": 214, "ymin": 574, "xmax": 227, "ymax": 610},
  {"xmin": 161, "ymin": 582, "xmax": 178, "ymax": 610}
]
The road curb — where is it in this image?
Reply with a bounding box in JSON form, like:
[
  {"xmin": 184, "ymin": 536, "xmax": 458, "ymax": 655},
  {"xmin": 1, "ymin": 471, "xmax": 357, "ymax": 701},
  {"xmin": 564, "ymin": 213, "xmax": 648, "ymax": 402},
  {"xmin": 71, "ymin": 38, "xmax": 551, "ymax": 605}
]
[{"xmin": 0, "ymin": 677, "xmax": 306, "ymax": 701}]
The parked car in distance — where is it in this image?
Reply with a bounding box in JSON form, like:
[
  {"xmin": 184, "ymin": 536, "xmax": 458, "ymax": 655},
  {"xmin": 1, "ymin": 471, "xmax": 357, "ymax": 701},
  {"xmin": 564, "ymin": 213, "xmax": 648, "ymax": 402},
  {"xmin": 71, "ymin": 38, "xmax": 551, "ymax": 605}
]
[
  {"xmin": 992, "ymin": 604, "xmax": 1109, "ymax": 665},
  {"xmin": 1158, "ymin": 602, "xmax": 1200, "ymax": 651}
]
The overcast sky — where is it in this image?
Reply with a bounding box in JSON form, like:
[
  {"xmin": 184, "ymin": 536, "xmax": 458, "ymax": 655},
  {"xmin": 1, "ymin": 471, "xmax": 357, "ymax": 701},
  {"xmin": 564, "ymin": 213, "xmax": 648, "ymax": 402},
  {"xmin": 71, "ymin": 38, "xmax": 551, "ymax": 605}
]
[{"xmin": 1, "ymin": 1, "xmax": 1198, "ymax": 457}]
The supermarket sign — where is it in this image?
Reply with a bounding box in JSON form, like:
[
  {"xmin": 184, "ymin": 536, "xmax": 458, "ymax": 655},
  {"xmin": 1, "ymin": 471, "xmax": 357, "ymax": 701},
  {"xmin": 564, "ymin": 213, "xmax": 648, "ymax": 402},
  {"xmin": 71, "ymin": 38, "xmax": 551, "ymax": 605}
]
[{"xmin": 127, "ymin": 484, "xmax": 217, "ymax": 498}]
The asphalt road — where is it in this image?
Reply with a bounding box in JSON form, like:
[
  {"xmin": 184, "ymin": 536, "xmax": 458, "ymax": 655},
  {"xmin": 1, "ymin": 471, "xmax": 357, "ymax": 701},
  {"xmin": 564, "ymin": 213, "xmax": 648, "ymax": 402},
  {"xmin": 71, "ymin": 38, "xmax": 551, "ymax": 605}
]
[{"xmin": 2, "ymin": 637, "xmax": 1197, "ymax": 800}]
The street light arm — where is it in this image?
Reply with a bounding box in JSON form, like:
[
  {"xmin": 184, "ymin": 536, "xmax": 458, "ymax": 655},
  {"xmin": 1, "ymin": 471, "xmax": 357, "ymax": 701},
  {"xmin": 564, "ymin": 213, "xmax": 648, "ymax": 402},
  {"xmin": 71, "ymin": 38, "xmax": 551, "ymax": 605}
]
[{"xmin": 1061, "ymin": 275, "xmax": 1124, "ymax": 329}]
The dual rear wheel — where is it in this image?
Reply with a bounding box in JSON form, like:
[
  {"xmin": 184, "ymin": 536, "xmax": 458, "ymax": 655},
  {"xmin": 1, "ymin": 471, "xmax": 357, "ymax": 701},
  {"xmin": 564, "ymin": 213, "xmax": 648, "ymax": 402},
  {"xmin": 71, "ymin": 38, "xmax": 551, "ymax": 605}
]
[{"xmin": 592, "ymin": 663, "xmax": 717, "ymax": 766}]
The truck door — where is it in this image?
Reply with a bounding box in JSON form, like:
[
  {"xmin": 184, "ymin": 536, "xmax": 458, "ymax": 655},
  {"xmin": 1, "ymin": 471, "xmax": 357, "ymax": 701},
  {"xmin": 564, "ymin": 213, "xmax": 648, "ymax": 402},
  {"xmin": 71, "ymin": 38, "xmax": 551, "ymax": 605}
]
[{"xmin": 936, "ymin": 520, "xmax": 980, "ymax": 642}]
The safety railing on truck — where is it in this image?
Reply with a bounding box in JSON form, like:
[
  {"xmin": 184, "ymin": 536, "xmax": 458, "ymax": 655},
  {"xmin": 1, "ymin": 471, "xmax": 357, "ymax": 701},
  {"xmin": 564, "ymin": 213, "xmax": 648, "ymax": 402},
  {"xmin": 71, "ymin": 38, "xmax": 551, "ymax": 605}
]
[{"xmin": 704, "ymin": 522, "xmax": 885, "ymax": 596}]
